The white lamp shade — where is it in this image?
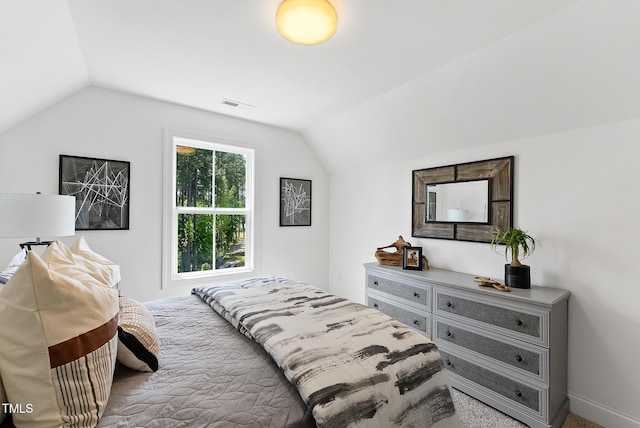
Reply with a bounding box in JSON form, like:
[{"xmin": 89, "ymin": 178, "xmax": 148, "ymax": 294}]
[
  {"xmin": 447, "ymin": 208, "xmax": 469, "ymax": 222},
  {"xmin": 0, "ymin": 193, "xmax": 76, "ymax": 239},
  {"xmin": 276, "ymin": 0, "xmax": 337, "ymax": 45}
]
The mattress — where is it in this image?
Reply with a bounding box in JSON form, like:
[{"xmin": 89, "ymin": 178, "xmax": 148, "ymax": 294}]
[{"xmin": 99, "ymin": 294, "xmax": 315, "ymax": 427}]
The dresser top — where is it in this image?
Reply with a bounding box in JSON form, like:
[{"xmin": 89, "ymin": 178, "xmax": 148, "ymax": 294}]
[{"xmin": 364, "ymin": 262, "xmax": 570, "ymax": 307}]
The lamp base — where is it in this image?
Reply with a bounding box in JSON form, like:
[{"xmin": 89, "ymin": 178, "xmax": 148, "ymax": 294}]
[{"xmin": 20, "ymin": 240, "xmax": 55, "ymax": 251}]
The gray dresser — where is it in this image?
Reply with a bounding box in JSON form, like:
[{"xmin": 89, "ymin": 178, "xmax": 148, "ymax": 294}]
[{"xmin": 364, "ymin": 262, "xmax": 570, "ymax": 428}]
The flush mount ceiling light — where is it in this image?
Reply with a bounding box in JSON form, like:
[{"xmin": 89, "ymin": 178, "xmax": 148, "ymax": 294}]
[
  {"xmin": 276, "ymin": 0, "xmax": 337, "ymax": 45},
  {"xmin": 176, "ymin": 145, "xmax": 196, "ymax": 155}
]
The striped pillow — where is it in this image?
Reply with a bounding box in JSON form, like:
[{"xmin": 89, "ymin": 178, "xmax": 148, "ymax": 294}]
[
  {"xmin": 0, "ymin": 248, "xmax": 27, "ymax": 284},
  {"xmin": 0, "ymin": 242, "xmax": 119, "ymax": 427},
  {"xmin": 117, "ymin": 297, "xmax": 160, "ymax": 372}
]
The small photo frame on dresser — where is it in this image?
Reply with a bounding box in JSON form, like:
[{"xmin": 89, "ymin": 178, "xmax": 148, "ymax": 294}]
[{"xmin": 403, "ymin": 247, "xmax": 423, "ymax": 270}]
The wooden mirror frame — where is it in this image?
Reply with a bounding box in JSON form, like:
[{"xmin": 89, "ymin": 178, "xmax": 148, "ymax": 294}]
[{"xmin": 412, "ymin": 156, "xmax": 514, "ymax": 243}]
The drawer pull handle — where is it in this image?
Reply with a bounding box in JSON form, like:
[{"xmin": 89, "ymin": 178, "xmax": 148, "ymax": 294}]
[
  {"xmin": 446, "ymin": 302, "xmax": 452, "ymax": 308},
  {"xmin": 515, "ymin": 391, "xmax": 523, "ymax": 398},
  {"xmin": 413, "ymin": 320, "xmax": 420, "ymax": 326},
  {"xmin": 446, "ymin": 331, "xmax": 452, "ymax": 337},
  {"xmin": 373, "ymin": 281, "xmax": 379, "ymax": 286},
  {"xmin": 516, "ymin": 319, "xmax": 523, "ymax": 326},
  {"xmin": 516, "ymin": 355, "xmax": 523, "ymax": 363},
  {"xmin": 373, "ymin": 304, "xmax": 379, "ymax": 309},
  {"xmin": 445, "ymin": 360, "xmax": 452, "ymax": 366},
  {"xmin": 413, "ymin": 292, "xmax": 420, "ymax": 298}
]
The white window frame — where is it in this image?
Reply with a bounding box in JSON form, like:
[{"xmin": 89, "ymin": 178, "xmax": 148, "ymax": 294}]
[{"xmin": 162, "ymin": 129, "xmax": 254, "ymax": 288}]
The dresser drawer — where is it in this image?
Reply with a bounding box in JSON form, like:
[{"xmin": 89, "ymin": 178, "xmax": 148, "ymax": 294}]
[
  {"xmin": 440, "ymin": 351, "xmax": 543, "ymax": 415},
  {"xmin": 435, "ymin": 290, "xmax": 542, "ymax": 341},
  {"xmin": 435, "ymin": 320, "xmax": 542, "ymax": 378},
  {"xmin": 368, "ymin": 296, "xmax": 428, "ymax": 333},
  {"xmin": 367, "ymin": 275, "xmax": 428, "ymax": 306}
]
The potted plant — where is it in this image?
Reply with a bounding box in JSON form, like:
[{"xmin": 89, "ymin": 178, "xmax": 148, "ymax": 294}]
[{"xmin": 491, "ymin": 227, "xmax": 536, "ymax": 289}]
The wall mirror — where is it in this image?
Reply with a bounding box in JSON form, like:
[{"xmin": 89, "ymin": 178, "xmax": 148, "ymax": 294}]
[
  {"xmin": 426, "ymin": 179, "xmax": 490, "ymax": 223},
  {"xmin": 412, "ymin": 156, "xmax": 513, "ymax": 243}
]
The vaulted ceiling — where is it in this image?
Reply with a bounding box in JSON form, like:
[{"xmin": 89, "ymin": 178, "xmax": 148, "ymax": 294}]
[{"xmin": 2, "ymin": 1, "xmax": 639, "ymax": 172}]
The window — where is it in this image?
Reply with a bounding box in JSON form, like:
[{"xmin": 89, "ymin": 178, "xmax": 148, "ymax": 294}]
[{"xmin": 163, "ymin": 131, "xmax": 254, "ymax": 287}]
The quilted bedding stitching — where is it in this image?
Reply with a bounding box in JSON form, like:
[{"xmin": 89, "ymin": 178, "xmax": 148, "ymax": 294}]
[{"xmin": 99, "ymin": 295, "xmax": 315, "ymax": 428}]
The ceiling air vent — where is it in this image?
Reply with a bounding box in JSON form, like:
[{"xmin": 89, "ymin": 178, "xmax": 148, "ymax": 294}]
[{"xmin": 222, "ymin": 98, "xmax": 256, "ymax": 111}]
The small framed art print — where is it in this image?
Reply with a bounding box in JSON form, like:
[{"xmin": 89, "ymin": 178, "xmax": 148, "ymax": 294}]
[
  {"xmin": 403, "ymin": 247, "xmax": 423, "ymax": 270},
  {"xmin": 279, "ymin": 177, "xmax": 311, "ymax": 226}
]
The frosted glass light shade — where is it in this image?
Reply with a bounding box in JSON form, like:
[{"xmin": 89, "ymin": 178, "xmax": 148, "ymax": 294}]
[
  {"xmin": 176, "ymin": 145, "xmax": 196, "ymax": 155},
  {"xmin": 276, "ymin": 0, "xmax": 337, "ymax": 45},
  {"xmin": 0, "ymin": 193, "xmax": 76, "ymax": 239}
]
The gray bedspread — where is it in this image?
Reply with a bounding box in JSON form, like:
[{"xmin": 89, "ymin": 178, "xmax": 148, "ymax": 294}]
[{"xmin": 99, "ymin": 295, "xmax": 315, "ymax": 428}]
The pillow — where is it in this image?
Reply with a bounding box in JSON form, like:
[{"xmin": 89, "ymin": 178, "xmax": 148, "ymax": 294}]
[
  {"xmin": 0, "ymin": 248, "xmax": 27, "ymax": 284},
  {"xmin": 0, "ymin": 242, "xmax": 119, "ymax": 427},
  {"xmin": 70, "ymin": 236, "xmax": 121, "ymax": 288},
  {"xmin": 117, "ymin": 297, "xmax": 160, "ymax": 372}
]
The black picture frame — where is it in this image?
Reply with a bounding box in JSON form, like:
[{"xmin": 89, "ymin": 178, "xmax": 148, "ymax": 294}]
[
  {"xmin": 59, "ymin": 155, "xmax": 130, "ymax": 230},
  {"xmin": 403, "ymin": 247, "xmax": 423, "ymax": 270},
  {"xmin": 279, "ymin": 177, "xmax": 311, "ymax": 226}
]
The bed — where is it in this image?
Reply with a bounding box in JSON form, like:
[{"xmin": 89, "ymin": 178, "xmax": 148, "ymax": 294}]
[
  {"xmin": 0, "ymin": 240, "xmax": 460, "ymax": 427},
  {"xmin": 100, "ymin": 277, "xmax": 460, "ymax": 428}
]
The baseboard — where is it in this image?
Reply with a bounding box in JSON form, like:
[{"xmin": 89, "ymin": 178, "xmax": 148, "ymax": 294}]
[{"xmin": 569, "ymin": 392, "xmax": 640, "ymax": 428}]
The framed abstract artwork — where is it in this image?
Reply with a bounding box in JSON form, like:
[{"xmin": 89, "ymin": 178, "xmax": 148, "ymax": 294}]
[
  {"xmin": 59, "ymin": 155, "xmax": 130, "ymax": 230},
  {"xmin": 279, "ymin": 177, "xmax": 311, "ymax": 226}
]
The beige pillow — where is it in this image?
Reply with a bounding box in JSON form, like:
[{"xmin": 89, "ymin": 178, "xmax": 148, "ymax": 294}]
[
  {"xmin": 0, "ymin": 242, "xmax": 119, "ymax": 427},
  {"xmin": 70, "ymin": 236, "xmax": 121, "ymax": 288},
  {"xmin": 117, "ymin": 297, "xmax": 160, "ymax": 372}
]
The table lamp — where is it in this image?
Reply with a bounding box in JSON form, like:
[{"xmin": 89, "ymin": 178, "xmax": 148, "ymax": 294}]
[{"xmin": 0, "ymin": 193, "xmax": 76, "ymax": 250}]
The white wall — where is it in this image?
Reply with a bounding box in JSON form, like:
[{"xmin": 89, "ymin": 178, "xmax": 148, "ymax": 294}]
[
  {"xmin": 327, "ymin": 117, "xmax": 640, "ymax": 427},
  {"xmin": 0, "ymin": 86, "xmax": 330, "ymax": 301}
]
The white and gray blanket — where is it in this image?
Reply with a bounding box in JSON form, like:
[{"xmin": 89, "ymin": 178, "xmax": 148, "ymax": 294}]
[{"xmin": 193, "ymin": 277, "xmax": 460, "ymax": 428}]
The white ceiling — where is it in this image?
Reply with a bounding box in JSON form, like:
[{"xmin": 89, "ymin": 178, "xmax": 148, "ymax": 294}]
[
  {"xmin": 2, "ymin": 0, "xmax": 639, "ymax": 172},
  {"xmin": 2, "ymin": 0, "xmax": 580, "ymax": 132}
]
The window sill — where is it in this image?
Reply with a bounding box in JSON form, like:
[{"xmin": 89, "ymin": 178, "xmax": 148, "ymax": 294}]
[{"xmin": 163, "ymin": 266, "xmax": 254, "ymax": 289}]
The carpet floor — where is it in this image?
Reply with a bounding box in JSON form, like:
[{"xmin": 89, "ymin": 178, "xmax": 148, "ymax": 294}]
[{"xmin": 452, "ymin": 389, "xmax": 603, "ymax": 428}]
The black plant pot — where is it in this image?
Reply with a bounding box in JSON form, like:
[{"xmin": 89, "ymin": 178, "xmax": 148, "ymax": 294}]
[{"xmin": 504, "ymin": 264, "xmax": 531, "ymax": 289}]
